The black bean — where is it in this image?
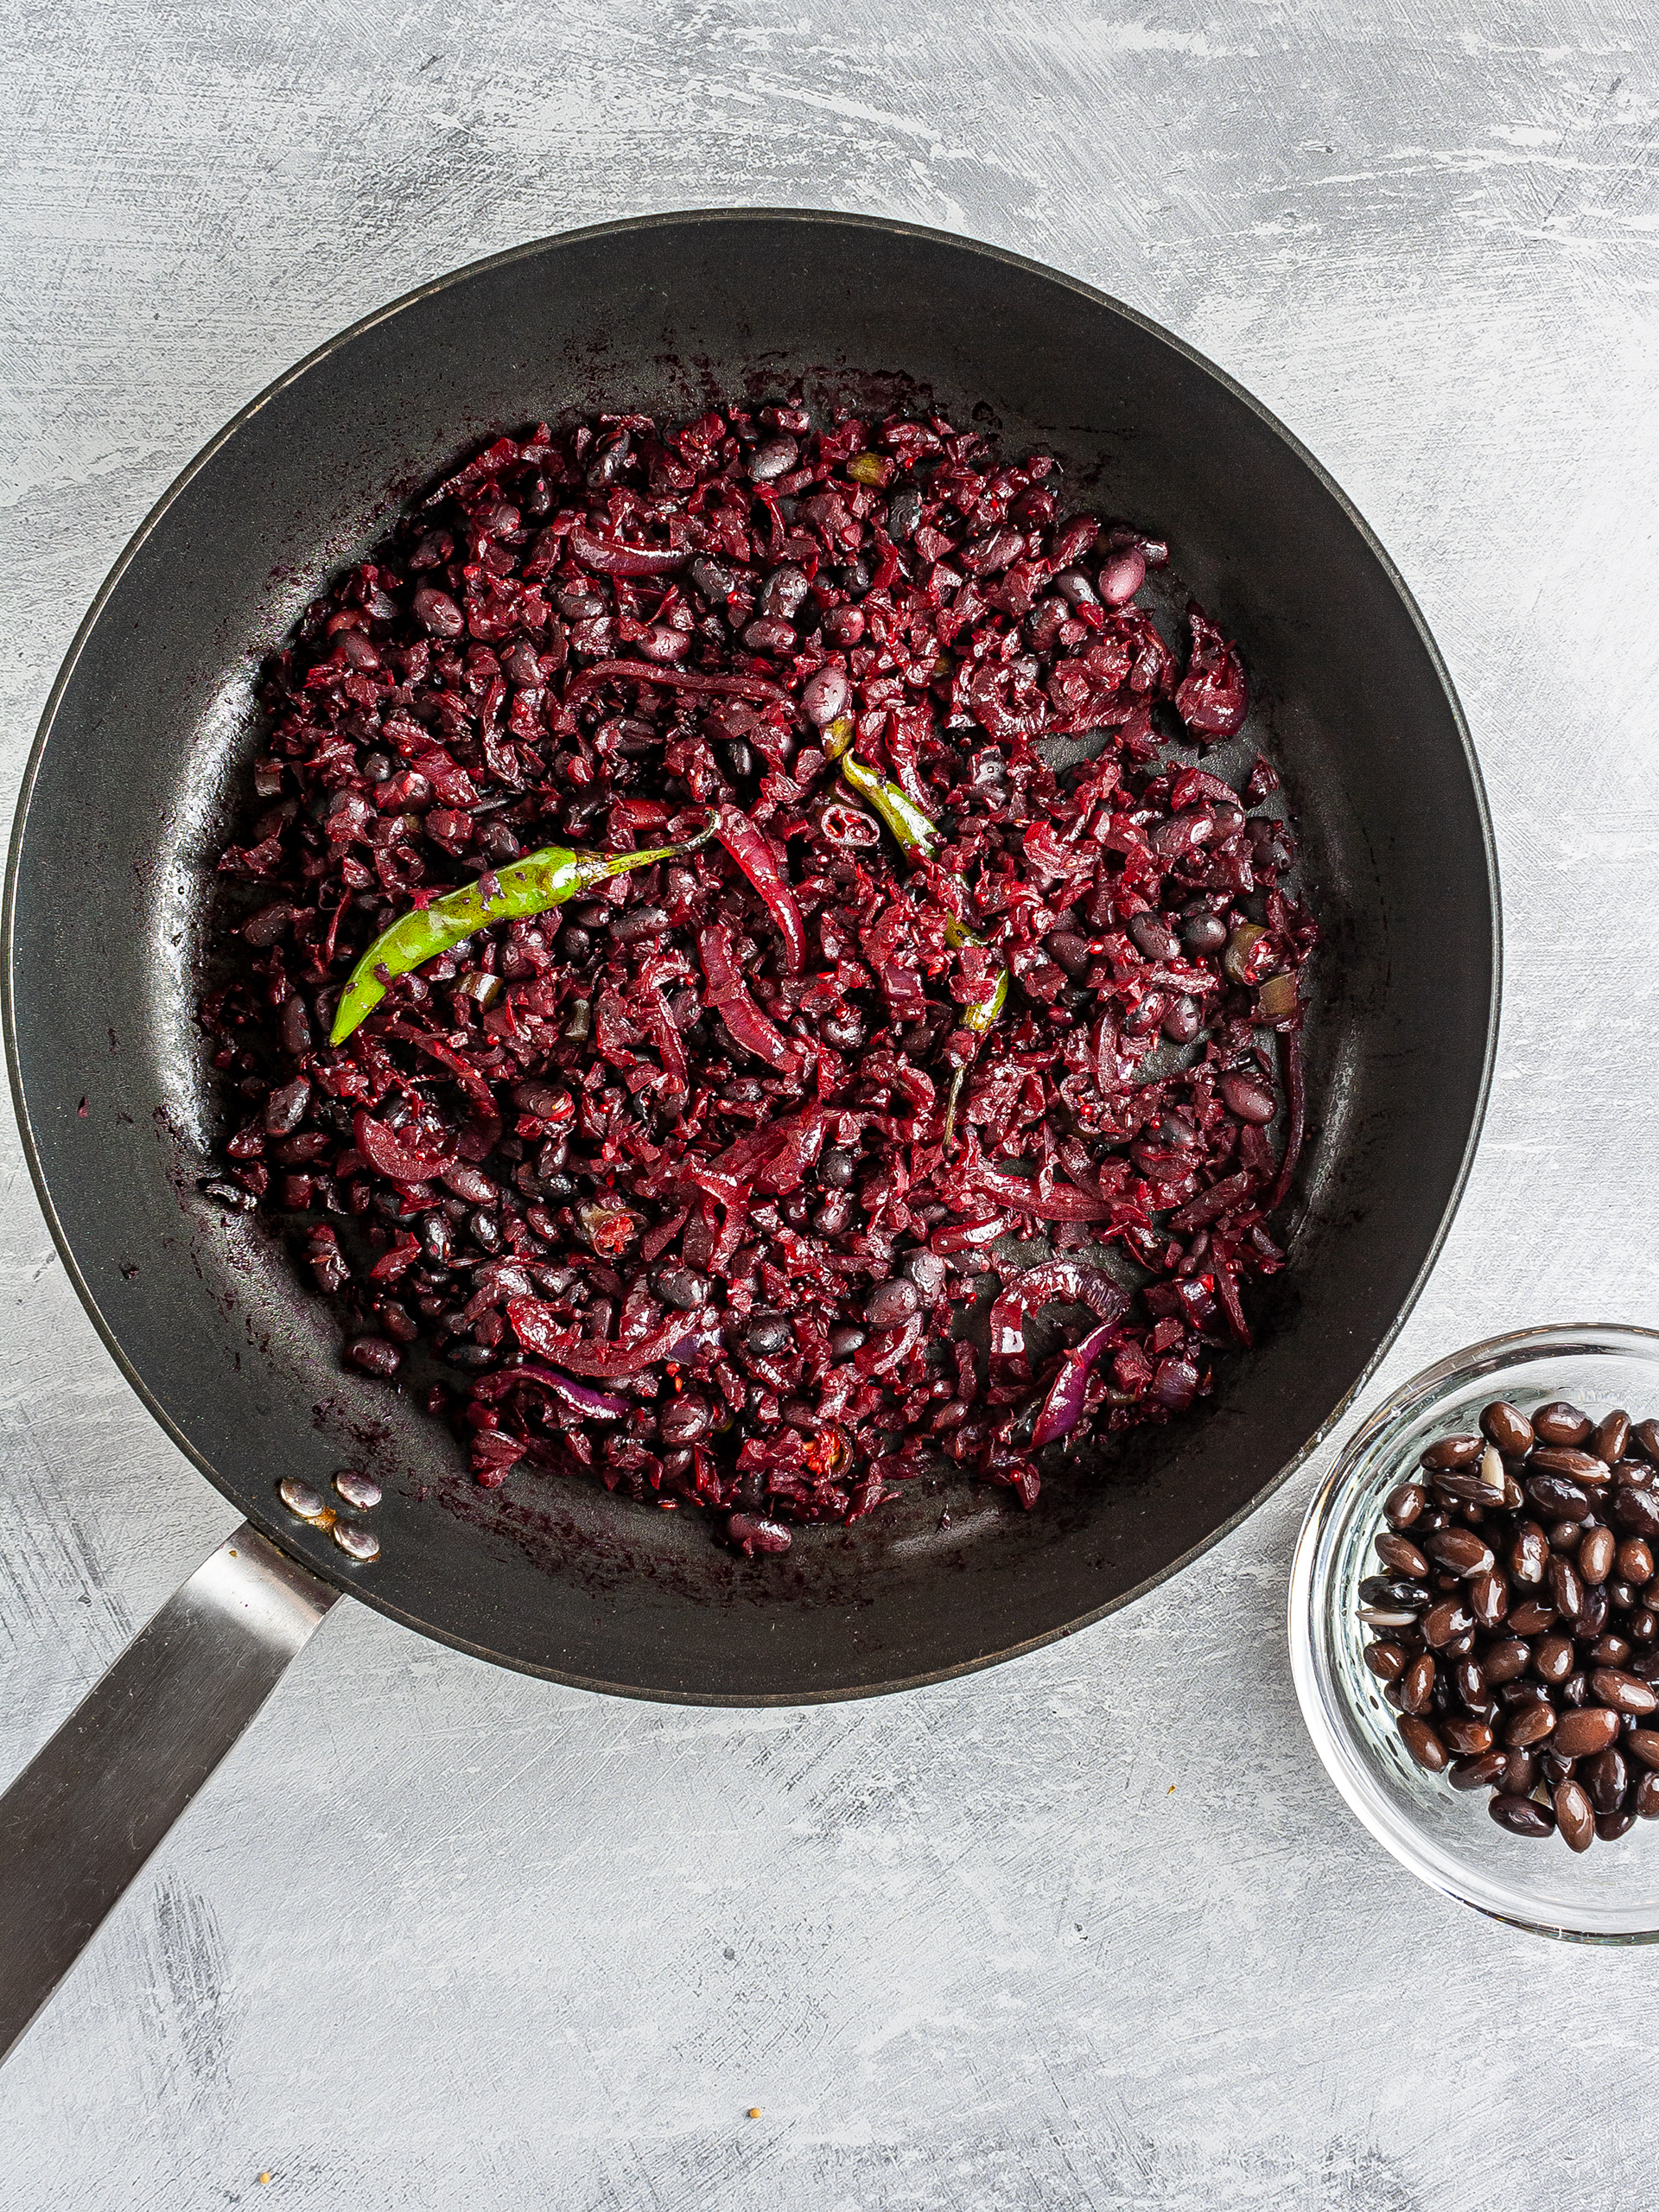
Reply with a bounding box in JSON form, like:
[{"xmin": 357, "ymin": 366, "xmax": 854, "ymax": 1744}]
[
  {"xmin": 1364, "ymin": 1641, "xmax": 1408, "ymax": 1681},
  {"xmin": 1504, "ymin": 1702, "xmax": 1557, "ymax": 1748},
  {"xmin": 1219, "ymin": 1072, "xmax": 1274, "ymax": 1124},
  {"xmin": 1615, "ymin": 1484, "xmax": 1659, "ymax": 1538},
  {"xmin": 815, "ymin": 1147, "xmax": 858, "ymax": 1191},
  {"xmin": 1530, "ymin": 1446, "xmax": 1606, "ymax": 1483},
  {"xmin": 1426, "ymin": 1528, "xmax": 1494, "ymax": 1578},
  {"xmin": 444, "ymin": 1342, "xmax": 497, "ymax": 1372},
  {"xmin": 1499, "ymin": 1680, "xmax": 1551, "ymax": 1712},
  {"xmin": 1527, "ymin": 1474, "xmax": 1591, "ymax": 1522},
  {"xmin": 1634, "ymin": 1420, "xmax": 1659, "ymax": 1465},
  {"xmin": 1398, "ymin": 1716, "xmax": 1447, "ymax": 1772},
  {"xmin": 1469, "ymin": 1569, "xmax": 1509, "ymax": 1631},
  {"xmin": 1590, "ymin": 1667, "xmax": 1658, "ymax": 1715},
  {"xmin": 1434, "ymin": 1471, "xmax": 1504, "ymax": 1506},
  {"xmin": 759, "ymin": 564, "xmax": 810, "ymax": 619},
  {"xmin": 829, "ymin": 1325, "xmax": 867, "ymax": 1363},
  {"xmin": 745, "ymin": 1315, "xmax": 793, "ymax": 1357},
  {"xmin": 1422, "ymin": 1597, "xmax": 1475, "ymax": 1648},
  {"xmin": 1533, "ymin": 1400, "xmax": 1592, "ymax": 1446},
  {"xmin": 654, "ymin": 1268, "xmax": 709, "ymax": 1312},
  {"xmin": 1508, "ymin": 1598, "xmax": 1557, "ymax": 1637},
  {"xmin": 748, "ymin": 435, "xmax": 798, "ymax": 482},
  {"xmin": 1599, "ymin": 1807, "xmax": 1638, "ymax": 1841},
  {"xmin": 1503, "ymin": 1749, "xmax": 1540, "ymax": 1798},
  {"xmin": 1162, "ymin": 996, "xmax": 1202, "ymax": 1045},
  {"xmin": 264, "ymin": 1077, "xmax": 312, "ymax": 1135},
  {"xmin": 1593, "ymin": 1410, "xmax": 1632, "ymax": 1465},
  {"xmin": 1359, "ymin": 1576, "xmax": 1430, "ymax": 1612},
  {"xmin": 1440, "ymin": 1716, "xmax": 1493, "ymax": 1756},
  {"xmin": 1128, "ymin": 912, "xmax": 1179, "ymax": 962},
  {"xmin": 345, "ymin": 1335, "xmax": 402, "ymax": 1377},
  {"xmin": 1584, "ymin": 1746, "xmax": 1630, "ymax": 1815},
  {"xmin": 659, "ymin": 1393, "xmax": 713, "ymax": 1446},
  {"xmin": 865, "ymin": 1279, "xmax": 920, "ymax": 1328},
  {"xmin": 1179, "ymin": 910, "xmax": 1228, "ymax": 956},
  {"xmin": 1548, "ymin": 1555, "xmax": 1586, "ymax": 1620},
  {"xmin": 1383, "ymin": 1483, "xmax": 1427, "ymax": 1528},
  {"xmin": 1400, "ymin": 1653, "xmax": 1435, "ymax": 1713},
  {"xmin": 1553, "ymin": 1707, "xmax": 1621, "ymax": 1757},
  {"xmin": 280, "ymin": 996, "xmax": 315, "ymax": 1056},
  {"xmin": 1580, "ymin": 1526, "xmax": 1616, "ymax": 1584},
  {"xmin": 1589, "ymin": 1632, "xmax": 1632, "ymax": 1667},
  {"xmin": 1554, "ymin": 1780, "xmax": 1597, "ymax": 1853},
  {"xmin": 611, "ymin": 905, "xmax": 671, "ymax": 944},
  {"xmin": 1047, "ymin": 931, "xmax": 1093, "ymax": 979},
  {"xmin": 1449, "ymin": 1748, "xmax": 1509, "ymax": 1792},
  {"xmin": 1480, "ymin": 1639, "xmax": 1529, "ymax": 1687},
  {"xmin": 900, "ymin": 1248, "xmax": 947, "ymax": 1300},
  {"xmin": 1533, "ymin": 1634, "xmax": 1576, "ymax": 1684},
  {"xmin": 1479, "ymin": 1400, "xmax": 1535, "ymax": 1455},
  {"xmin": 411, "ymin": 584, "xmax": 464, "ymax": 637},
  {"xmin": 1452, "ymin": 1656, "xmax": 1491, "ymax": 1709},
  {"xmin": 1421, "ymin": 1433, "xmax": 1484, "ymax": 1471},
  {"xmin": 689, "ymin": 556, "xmax": 735, "ymax": 606},
  {"xmin": 1376, "ymin": 1533, "xmax": 1430, "ymax": 1578},
  {"xmin": 1637, "ymin": 1771, "xmax": 1659, "ymax": 1818},
  {"xmin": 1491, "ymin": 1794, "xmax": 1556, "ymax": 1837},
  {"xmin": 1618, "ymin": 1536, "xmax": 1655, "ymax": 1583}
]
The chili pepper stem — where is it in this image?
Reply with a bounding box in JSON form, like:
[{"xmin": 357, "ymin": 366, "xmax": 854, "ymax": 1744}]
[{"xmin": 943, "ymin": 1063, "xmax": 968, "ymax": 1153}]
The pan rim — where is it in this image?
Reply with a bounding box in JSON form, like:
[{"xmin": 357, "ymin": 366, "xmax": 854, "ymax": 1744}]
[{"xmin": 2, "ymin": 205, "xmax": 1502, "ymax": 1704}]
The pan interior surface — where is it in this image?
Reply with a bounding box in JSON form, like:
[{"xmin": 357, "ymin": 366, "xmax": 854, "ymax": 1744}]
[{"xmin": 4, "ymin": 213, "xmax": 1495, "ymax": 1700}]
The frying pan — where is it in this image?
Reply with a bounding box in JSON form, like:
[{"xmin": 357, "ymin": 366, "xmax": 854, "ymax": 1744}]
[{"xmin": 0, "ymin": 210, "xmax": 1497, "ymax": 2059}]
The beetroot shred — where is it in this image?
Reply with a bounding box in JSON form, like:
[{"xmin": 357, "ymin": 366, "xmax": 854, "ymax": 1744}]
[{"xmin": 202, "ymin": 399, "xmax": 1318, "ymax": 1554}]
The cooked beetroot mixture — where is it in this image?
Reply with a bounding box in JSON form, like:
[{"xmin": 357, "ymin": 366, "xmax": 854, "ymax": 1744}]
[{"xmin": 202, "ymin": 401, "xmax": 1317, "ymax": 1553}]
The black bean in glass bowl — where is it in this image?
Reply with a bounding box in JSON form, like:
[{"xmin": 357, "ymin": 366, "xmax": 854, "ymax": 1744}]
[{"xmin": 1290, "ymin": 1325, "xmax": 1659, "ymax": 1942}]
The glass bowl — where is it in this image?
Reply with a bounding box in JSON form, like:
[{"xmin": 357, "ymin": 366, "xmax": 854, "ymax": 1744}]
[{"xmin": 1289, "ymin": 1324, "xmax": 1659, "ymax": 1942}]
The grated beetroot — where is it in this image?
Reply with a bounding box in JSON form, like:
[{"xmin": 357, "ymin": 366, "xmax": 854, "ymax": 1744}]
[{"xmin": 201, "ymin": 399, "xmax": 1318, "ymax": 1552}]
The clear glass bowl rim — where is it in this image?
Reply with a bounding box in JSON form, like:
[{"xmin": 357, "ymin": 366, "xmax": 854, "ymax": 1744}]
[{"xmin": 1288, "ymin": 1321, "xmax": 1659, "ymax": 1942}]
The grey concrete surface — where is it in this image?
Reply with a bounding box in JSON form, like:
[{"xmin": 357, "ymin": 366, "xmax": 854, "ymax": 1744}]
[{"xmin": 3, "ymin": 2, "xmax": 1658, "ymax": 2205}]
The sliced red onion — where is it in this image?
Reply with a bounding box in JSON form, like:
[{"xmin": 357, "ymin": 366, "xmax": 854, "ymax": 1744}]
[
  {"xmin": 568, "ymin": 524, "xmax": 687, "ymax": 576},
  {"xmin": 1030, "ymin": 1319, "xmax": 1120, "ymax": 1448},
  {"xmin": 989, "ymin": 1262, "xmax": 1130, "ymax": 1362},
  {"xmin": 469, "ymin": 1363, "xmax": 629, "ymax": 1420},
  {"xmin": 1150, "ymin": 1356, "xmax": 1199, "ymax": 1411}
]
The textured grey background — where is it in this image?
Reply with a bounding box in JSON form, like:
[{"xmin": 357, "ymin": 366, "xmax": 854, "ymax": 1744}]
[{"xmin": 3, "ymin": 3, "xmax": 1657, "ymax": 2206}]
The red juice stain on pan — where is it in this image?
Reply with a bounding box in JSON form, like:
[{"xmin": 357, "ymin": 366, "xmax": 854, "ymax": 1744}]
[{"xmin": 200, "ymin": 398, "xmax": 1317, "ymax": 1555}]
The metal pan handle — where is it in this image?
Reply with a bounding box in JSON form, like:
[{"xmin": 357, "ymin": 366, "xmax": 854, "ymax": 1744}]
[{"xmin": 0, "ymin": 1524, "xmax": 339, "ymax": 2065}]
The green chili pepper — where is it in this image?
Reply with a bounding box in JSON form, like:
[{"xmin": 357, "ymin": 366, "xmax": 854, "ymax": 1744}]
[
  {"xmin": 328, "ymin": 821, "xmax": 715, "ymax": 1046},
  {"xmin": 941, "ymin": 917, "xmax": 1008, "ymax": 1148},
  {"xmin": 819, "ymin": 716, "xmax": 1006, "ymax": 1147},
  {"xmin": 821, "ymin": 715, "xmax": 939, "ymax": 861}
]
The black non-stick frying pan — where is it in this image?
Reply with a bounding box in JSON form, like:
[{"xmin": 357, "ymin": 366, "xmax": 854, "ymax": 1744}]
[{"xmin": 0, "ymin": 210, "xmax": 1497, "ymax": 2058}]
